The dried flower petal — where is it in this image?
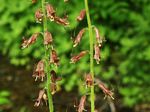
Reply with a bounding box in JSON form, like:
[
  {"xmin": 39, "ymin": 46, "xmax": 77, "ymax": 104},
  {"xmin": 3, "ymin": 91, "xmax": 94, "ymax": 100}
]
[
  {"xmin": 70, "ymin": 51, "xmax": 88, "ymax": 63},
  {"xmin": 94, "ymin": 44, "xmax": 101, "ymax": 64},
  {"xmin": 77, "ymin": 9, "xmax": 86, "ymax": 22},
  {"xmin": 73, "ymin": 28, "xmax": 85, "ymax": 47},
  {"xmin": 84, "ymin": 73, "xmax": 93, "ymax": 87},
  {"xmin": 54, "ymin": 16, "xmax": 69, "ymax": 26},
  {"xmin": 46, "ymin": 4, "xmax": 56, "ymax": 21},
  {"xmin": 21, "ymin": 33, "xmax": 39, "ymax": 49},
  {"xmin": 34, "ymin": 89, "xmax": 45, "ymax": 107},
  {"xmin": 94, "ymin": 27, "xmax": 103, "ymax": 47},
  {"xmin": 33, "ymin": 60, "xmax": 45, "ymax": 81},
  {"xmin": 98, "ymin": 83, "xmax": 114, "ymax": 100},
  {"xmin": 35, "ymin": 9, "xmax": 43, "ymax": 23},
  {"xmin": 50, "ymin": 50, "xmax": 59, "ymax": 66},
  {"xmin": 78, "ymin": 95, "xmax": 86, "ymax": 112},
  {"xmin": 44, "ymin": 31, "xmax": 53, "ymax": 45}
]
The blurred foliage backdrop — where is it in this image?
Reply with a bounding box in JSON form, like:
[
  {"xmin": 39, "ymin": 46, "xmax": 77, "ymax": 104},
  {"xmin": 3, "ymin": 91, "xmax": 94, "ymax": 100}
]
[{"xmin": 0, "ymin": 0, "xmax": 150, "ymax": 111}]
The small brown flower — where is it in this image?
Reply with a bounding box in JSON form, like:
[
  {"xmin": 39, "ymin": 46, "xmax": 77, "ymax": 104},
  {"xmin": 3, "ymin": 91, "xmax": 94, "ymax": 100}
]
[
  {"xmin": 46, "ymin": 3, "xmax": 56, "ymax": 21},
  {"xmin": 44, "ymin": 31, "xmax": 53, "ymax": 45},
  {"xmin": 34, "ymin": 89, "xmax": 47, "ymax": 107},
  {"xmin": 50, "ymin": 50, "xmax": 60, "ymax": 66},
  {"xmin": 84, "ymin": 73, "xmax": 93, "ymax": 87},
  {"xmin": 35, "ymin": 9, "xmax": 43, "ymax": 23},
  {"xmin": 94, "ymin": 44, "xmax": 101, "ymax": 64},
  {"xmin": 98, "ymin": 83, "xmax": 114, "ymax": 100},
  {"xmin": 33, "ymin": 60, "xmax": 45, "ymax": 81},
  {"xmin": 50, "ymin": 70, "xmax": 62, "ymax": 94},
  {"xmin": 70, "ymin": 51, "xmax": 88, "ymax": 63},
  {"xmin": 77, "ymin": 9, "xmax": 86, "ymax": 22},
  {"xmin": 73, "ymin": 28, "xmax": 86, "ymax": 47},
  {"xmin": 54, "ymin": 16, "xmax": 69, "ymax": 26},
  {"xmin": 78, "ymin": 95, "xmax": 86, "ymax": 112},
  {"xmin": 94, "ymin": 27, "xmax": 103, "ymax": 47},
  {"xmin": 21, "ymin": 33, "xmax": 39, "ymax": 49}
]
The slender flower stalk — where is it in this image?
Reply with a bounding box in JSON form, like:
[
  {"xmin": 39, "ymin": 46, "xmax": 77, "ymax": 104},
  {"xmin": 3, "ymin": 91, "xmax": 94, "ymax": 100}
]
[
  {"xmin": 84, "ymin": 0, "xmax": 95, "ymax": 111},
  {"xmin": 41, "ymin": 0, "xmax": 54, "ymax": 111}
]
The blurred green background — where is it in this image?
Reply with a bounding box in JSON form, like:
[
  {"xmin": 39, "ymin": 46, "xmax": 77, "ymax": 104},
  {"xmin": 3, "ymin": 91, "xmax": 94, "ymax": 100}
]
[{"xmin": 0, "ymin": 0, "xmax": 150, "ymax": 112}]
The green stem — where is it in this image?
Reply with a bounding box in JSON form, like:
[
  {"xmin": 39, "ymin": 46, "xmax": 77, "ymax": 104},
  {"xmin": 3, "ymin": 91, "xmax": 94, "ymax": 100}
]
[
  {"xmin": 41, "ymin": 0, "xmax": 54, "ymax": 112},
  {"xmin": 84, "ymin": 0, "xmax": 95, "ymax": 112}
]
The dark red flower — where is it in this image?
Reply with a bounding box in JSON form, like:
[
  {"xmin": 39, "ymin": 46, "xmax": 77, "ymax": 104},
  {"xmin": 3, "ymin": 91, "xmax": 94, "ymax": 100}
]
[
  {"xmin": 44, "ymin": 31, "xmax": 53, "ymax": 45},
  {"xmin": 50, "ymin": 50, "xmax": 60, "ymax": 66},
  {"xmin": 21, "ymin": 33, "xmax": 39, "ymax": 49},
  {"xmin": 70, "ymin": 51, "xmax": 88, "ymax": 63},
  {"xmin": 94, "ymin": 27, "xmax": 103, "ymax": 47},
  {"xmin": 77, "ymin": 9, "xmax": 86, "ymax": 22},
  {"xmin": 46, "ymin": 4, "xmax": 56, "ymax": 21},
  {"xmin": 98, "ymin": 83, "xmax": 114, "ymax": 100},
  {"xmin": 50, "ymin": 70, "xmax": 62, "ymax": 94},
  {"xmin": 54, "ymin": 16, "xmax": 69, "ymax": 26},
  {"xmin": 84, "ymin": 73, "xmax": 93, "ymax": 87},
  {"xmin": 78, "ymin": 95, "xmax": 86, "ymax": 112},
  {"xmin": 33, "ymin": 60, "xmax": 45, "ymax": 81},
  {"xmin": 34, "ymin": 89, "xmax": 47, "ymax": 107},
  {"xmin": 73, "ymin": 28, "xmax": 86, "ymax": 47},
  {"xmin": 94, "ymin": 44, "xmax": 101, "ymax": 64},
  {"xmin": 35, "ymin": 9, "xmax": 43, "ymax": 23}
]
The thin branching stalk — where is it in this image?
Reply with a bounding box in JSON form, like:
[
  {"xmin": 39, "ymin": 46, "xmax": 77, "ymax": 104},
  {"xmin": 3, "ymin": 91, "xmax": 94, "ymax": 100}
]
[
  {"xmin": 41, "ymin": 0, "xmax": 54, "ymax": 111},
  {"xmin": 84, "ymin": 0, "xmax": 95, "ymax": 111}
]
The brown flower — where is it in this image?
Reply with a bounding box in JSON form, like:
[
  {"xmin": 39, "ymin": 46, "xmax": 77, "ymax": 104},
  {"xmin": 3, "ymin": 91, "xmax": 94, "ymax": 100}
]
[
  {"xmin": 35, "ymin": 9, "xmax": 43, "ymax": 23},
  {"xmin": 54, "ymin": 16, "xmax": 69, "ymax": 26},
  {"xmin": 21, "ymin": 33, "xmax": 39, "ymax": 49},
  {"xmin": 84, "ymin": 73, "xmax": 93, "ymax": 87},
  {"xmin": 94, "ymin": 27, "xmax": 103, "ymax": 47},
  {"xmin": 32, "ymin": 0, "xmax": 37, "ymax": 4},
  {"xmin": 94, "ymin": 44, "xmax": 101, "ymax": 64},
  {"xmin": 98, "ymin": 83, "xmax": 114, "ymax": 100},
  {"xmin": 77, "ymin": 9, "xmax": 86, "ymax": 22},
  {"xmin": 73, "ymin": 28, "xmax": 86, "ymax": 47},
  {"xmin": 34, "ymin": 89, "xmax": 47, "ymax": 107},
  {"xmin": 44, "ymin": 31, "xmax": 53, "ymax": 45},
  {"xmin": 46, "ymin": 3, "xmax": 56, "ymax": 21},
  {"xmin": 70, "ymin": 51, "xmax": 88, "ymax": 63},
  {"xmin": 33, "ymin": 60, "xmax": 45, "ymax": 81},
  {"xmin": 78, "ymin": 95, "xmax": 86, "ymax": 112},
  {"xmin": 50, "ymin": 70, "xmax": 62, "ymax": 94},
  {"xmin": 50, "ymin": 50, "xmax": 60, "ymax": 66}
]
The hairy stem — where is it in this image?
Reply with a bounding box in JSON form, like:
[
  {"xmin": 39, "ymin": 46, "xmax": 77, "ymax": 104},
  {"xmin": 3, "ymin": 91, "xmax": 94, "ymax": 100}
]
[
  {"xmin": 84, "ymin": 0, "xmax": 95, "ymax": 111},
  {"xmin": 41, "ymin": 0, "xmax": 54, "ymax": 112}
]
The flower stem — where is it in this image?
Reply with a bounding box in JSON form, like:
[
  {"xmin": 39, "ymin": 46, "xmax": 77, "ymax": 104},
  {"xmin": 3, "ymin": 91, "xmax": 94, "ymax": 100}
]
[
  {"xmin": 41, "ymin": 0, "xmax": 54, "ymax": 112},
  {"xmin": 84, "ymin": 0, "xmax": 95, "ymax": 111}
]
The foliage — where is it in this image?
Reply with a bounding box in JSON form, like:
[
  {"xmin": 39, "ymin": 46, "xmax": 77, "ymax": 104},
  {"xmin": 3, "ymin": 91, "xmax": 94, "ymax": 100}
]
[{"xmin": 0, "ymin": 0, "xmax": 150, "ymax": 107}]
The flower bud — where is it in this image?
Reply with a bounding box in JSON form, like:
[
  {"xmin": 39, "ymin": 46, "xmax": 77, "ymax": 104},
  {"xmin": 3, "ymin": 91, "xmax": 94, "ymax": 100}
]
[
  {"xmin": 35, "ymin": 9, "xmax": 43, "ymax": 23},
  {"xmin": 73, "ymin": 28, "xmax": 85, "ymax": 47},
  {"xmin": 46, "ymin": 4, "xmax": 56, "ymax": 21},
  {"xmin": 50, "ymin": 50, "xmax": 60, "ymax": 66},
  {"xmin": 44, "ymin": 31, "xmax": 53, "ymax": 45},
  {"xmin": 77, "ymin": 9, "xmax": 86, "ymax": 22},
  {"xmin": 54, "ymin": 16, "xmax": 69, "ymax": 26},
  {"xmin": 34, "ymin": 89, "xmax": 45, "ymax": 107},
  {"xmin": 94, "ymin": 44, "xmax": 101, "ymax": 64},
  {"xmin": 94, "ymin": 27, "xmax": 103, "ymax": 47},
  {"xmin": 84, "ymin": 73, "xmax": 93, "ymax": 87}
]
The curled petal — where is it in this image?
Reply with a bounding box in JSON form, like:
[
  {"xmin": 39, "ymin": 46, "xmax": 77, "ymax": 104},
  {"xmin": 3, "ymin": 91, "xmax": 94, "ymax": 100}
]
[
  {"xmin": 94, "ymin": 44, "xmax": 101, "ymax": 64},
  {"xmin": 77, "ymin": 9, "xmax": 86, "ymax": 22},
  {"xmin": 21, "ymin": 33, "xmax": 39, "ymax": 49},
  {"xmin": 70, "ymin": 51, "xmax": 88, "ymax": 63},
  {"xmin": 44, "ymin": 31, "xmax": 53, "ymax": 45},
  {"xmin": 73, "ymin": 28, "xmax": 86, "ymax": 47}
]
